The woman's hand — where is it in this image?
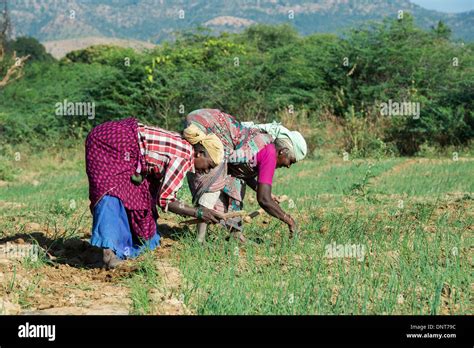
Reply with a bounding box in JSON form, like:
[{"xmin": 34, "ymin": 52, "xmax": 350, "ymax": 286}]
[
  {"xmin": 272, "ymin": 194, "xmax": 289, "ymax": 204},
  {"xmin": 198, "ymin": 207, "xmax": 224, "ymax": 224},
  {"xmin": 168, "ymin": 201, "xmax": 222, "ymax": 224},
  {"xmin": 286, "ymin": 214, "xmax": 297, "ymax": 237}
]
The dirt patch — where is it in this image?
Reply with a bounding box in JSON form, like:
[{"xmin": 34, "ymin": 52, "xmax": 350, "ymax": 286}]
[
  {"xmin": 416, "ymin": 158, "xmax": 474, "ymax": 163},
  {"xmin": 0, "ymin": 260, "xmax": 132, "ymax": 315},
  {"xmin": 24, "ymin": 305, "xmax": 129, "ymax": 315},
  {"xmin": 1, "ymin": 298, "xmax": 22, "ymax": 314},
  {"xmin": 0, "ymin": 232, "xmax": 105, "ymax": 268},
  {"xmin": 150, "ymin": 257, "xmax": 192, "ymax": 315},
  {"xmin": 430, "ymin": 195, "xmax": 473, "ymax": 224},
  {"xmin": 155, "ymin": 258, "xmax": 182, "ymax": 289},
  {"xmin": 0, "ymin": 201, "xmax": 26, "ymax": 209},
  {"xmin": 439, "ymin": 282, "xmax": 461, "ymax": 315},
  {"xmin": 0, "ymin": 212, "xmax": 193, "ymax": 316}
]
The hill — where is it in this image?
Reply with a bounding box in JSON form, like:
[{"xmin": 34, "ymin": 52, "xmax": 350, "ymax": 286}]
[{"xmin": 9, "ymin": 0, "xmax": 474, "ymax": 43}]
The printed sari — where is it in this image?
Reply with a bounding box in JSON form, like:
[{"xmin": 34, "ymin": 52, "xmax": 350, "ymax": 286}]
[{"xmin": 185, "ymin": 109, "xmax": 273, "ymax": 229}]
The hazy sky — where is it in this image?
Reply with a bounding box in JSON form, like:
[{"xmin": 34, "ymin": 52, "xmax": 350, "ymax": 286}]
[{"xmin": 410, "ymin": 0, "xmax": 474, "ymax": 13}]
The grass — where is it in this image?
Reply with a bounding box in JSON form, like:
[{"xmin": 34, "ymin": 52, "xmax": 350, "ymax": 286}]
[
  {"xmin": 127, "ymin": 251, "xmax": 161, "ymax": 315},
  {"xmin": 173, "ymin": 157, "xmax": 473, "ymax": 315},
  {"xmin": 0, "ymin": 147, "xmax": 472, "ymax": 315},
  {"xmin": 374, "ymin": 160, "xmax": 474, "ymax": 195}
]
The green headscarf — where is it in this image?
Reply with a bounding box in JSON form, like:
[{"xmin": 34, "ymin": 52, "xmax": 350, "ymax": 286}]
[{"xmin": 242, "ymin": 121, "xmax": 308, "ymax": 162}]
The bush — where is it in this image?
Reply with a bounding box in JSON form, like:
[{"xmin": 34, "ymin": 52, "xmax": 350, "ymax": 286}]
[
  {"xmin": 0, "ymin": 61, "xmax": 129, "ymax": 148},
  {"xmin": 6, "ymin": 37, "xmax": 55, "ymax": 62},
  {"xmin": 331, "ymin": 14, "xmax": 473, "ymax": 154},
  {"xmin": 0, "ymin": 18, "xmax": 472, "ymax": 155}
]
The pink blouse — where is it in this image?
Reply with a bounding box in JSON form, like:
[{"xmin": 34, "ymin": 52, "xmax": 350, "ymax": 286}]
[{"xmin": 256, "ymin": 143, "xmax": 276, "ymax": 185}]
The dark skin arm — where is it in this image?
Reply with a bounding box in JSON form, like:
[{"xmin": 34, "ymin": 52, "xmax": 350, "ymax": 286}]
[
  {"xmin": 245, "ymin": 177, "xmax": 282, "ymax": 204},
  {"xmin": 256, "ymin": 183, "xmax": 296, "ymax": 235},
  {"xmin": 167, "ymin": 200, "xmax": 223, "ymax": 224},
  {"xmin": 245, "ymin": 177, "xmax": 258, "ymax": 191}
]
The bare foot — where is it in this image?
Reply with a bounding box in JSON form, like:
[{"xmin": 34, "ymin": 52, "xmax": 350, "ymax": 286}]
[{"xmin": 103, "ymin": 249, "xmax": 123, "ymax": 269}]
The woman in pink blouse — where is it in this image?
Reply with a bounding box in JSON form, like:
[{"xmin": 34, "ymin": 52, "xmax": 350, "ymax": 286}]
[{"xmin": 184, "ymin": 109, "xmax": 308, "ymax": 243}]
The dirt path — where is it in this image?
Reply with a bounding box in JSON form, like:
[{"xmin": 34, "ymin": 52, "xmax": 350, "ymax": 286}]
[
  {"xmin": 148, "ymin": 219, "xmax": 193, "ymax": 315},
  {"xmin": 370, "ymin": 158, "xmax": 418, "ymax": 186},
  {"xmin": 150, "ymin": 257, "xmax": 191, "ymax": 315}
]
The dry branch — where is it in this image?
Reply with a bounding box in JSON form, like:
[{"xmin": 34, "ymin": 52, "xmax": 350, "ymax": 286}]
[{"xmin": 0, "ymin": 51, "xmax": 30, "ymax": 88}]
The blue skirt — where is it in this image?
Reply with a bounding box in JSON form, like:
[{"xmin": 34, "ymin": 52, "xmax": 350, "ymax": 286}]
[{"xmin": 90, "ymin": 195, "xmax": 160, "ymax": 259}]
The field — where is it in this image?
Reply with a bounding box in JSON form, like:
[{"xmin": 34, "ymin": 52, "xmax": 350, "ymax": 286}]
[{"xmin": 0, "ymin": 147, "xmax": 472, "ymax": 315}]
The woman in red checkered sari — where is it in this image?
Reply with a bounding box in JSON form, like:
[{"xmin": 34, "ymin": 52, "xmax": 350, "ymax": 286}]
[{"xmin": 85, "ymin": 118, "xmax": 224, "ymax": 268}]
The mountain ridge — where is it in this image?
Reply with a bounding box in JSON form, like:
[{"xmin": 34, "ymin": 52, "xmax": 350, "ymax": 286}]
[{"xmin": 8, "ymin": 0, "xmax": 474, "ymax": 43}]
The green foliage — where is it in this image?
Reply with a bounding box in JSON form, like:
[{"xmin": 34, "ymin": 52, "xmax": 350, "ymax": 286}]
[
  {"xmin": 345, "ymin": 163, "xmax": 378, "ymax": 203},
  {"xmin": 331, "ymin": 14, "xmax": 473, "ymax": 154},
  {"xmin": 0, "ymin": 17, "xmax": 472, "ymax": 155},
  {"xmin": 142, "ymin": 25, "xmax": 335, "ymax": 124},
  {"xmin": 432, "ymin": 20, "xmax": 452, "ymax": 40},
  {"xmin": 0, "ymin": 61, "xmax": 132, "ymax": 148},
  {"xmin": 6, "ymin": 37, "xmax": 55, "ymax": 62},
  {"xmin": 342, "ymin": 107, "xmax": 397, "ymax": 158},
  {"xmin": 242, "ymin": 24, "xmax": 300, "ymax": 53}
]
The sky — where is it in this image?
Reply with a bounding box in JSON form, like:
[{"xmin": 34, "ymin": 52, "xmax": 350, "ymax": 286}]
[{"xmin": 410, "ymin": 0, "xmax": 474, "ymax": 13}]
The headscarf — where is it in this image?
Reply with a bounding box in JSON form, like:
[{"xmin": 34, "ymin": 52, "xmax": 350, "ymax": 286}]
[
  {"xmin": 183, "ymin": 124, "xmax": 224, "ymax": 165},
  {"xmin": 242, "ymin": 121, "xmax": 308, "ymax": 162}
]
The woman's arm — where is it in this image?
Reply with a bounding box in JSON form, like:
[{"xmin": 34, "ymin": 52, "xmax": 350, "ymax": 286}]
[
  {"xmin": 246, "ymin": 177, "xmax": 280, "ymax": 202},
  {"xmin": 244, "ymin": 177, "xmax": 258, "ymax": 191},
  {"xmin": 256, "ymin": 183, "xmax": 296, "ymax": 235},
  {"xmin": 167, "ymin": 200, "xmax": 223, "ymax": 224},
  {"xmin": 156, "ymin": 156, "xmax": 222, "ymax": 224}
]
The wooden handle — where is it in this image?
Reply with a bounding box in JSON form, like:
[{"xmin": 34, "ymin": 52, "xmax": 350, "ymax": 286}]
[
  {"xmin": 180, "ymin": 210, "xmax": 248, "ymax": 225},
  {"xmin": 181, "ymin": 196, "xmax": 290, "ymax": 226}
]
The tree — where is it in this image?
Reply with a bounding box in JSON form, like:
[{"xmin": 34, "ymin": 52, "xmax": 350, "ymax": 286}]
[
  {"xmin": 241, "ymin": 24, "xmax": 300, "ymax": 53},
  {"xmin": 0, "ymin": 0, "xmax": 30, "ymax": 89},
  {"xmin": 432, "ymin": 20, "xmax": 452, "ymax": 40},
  {"xmin": 6, "ymin": 37, "xmax": 54, "ymax": 62}
]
